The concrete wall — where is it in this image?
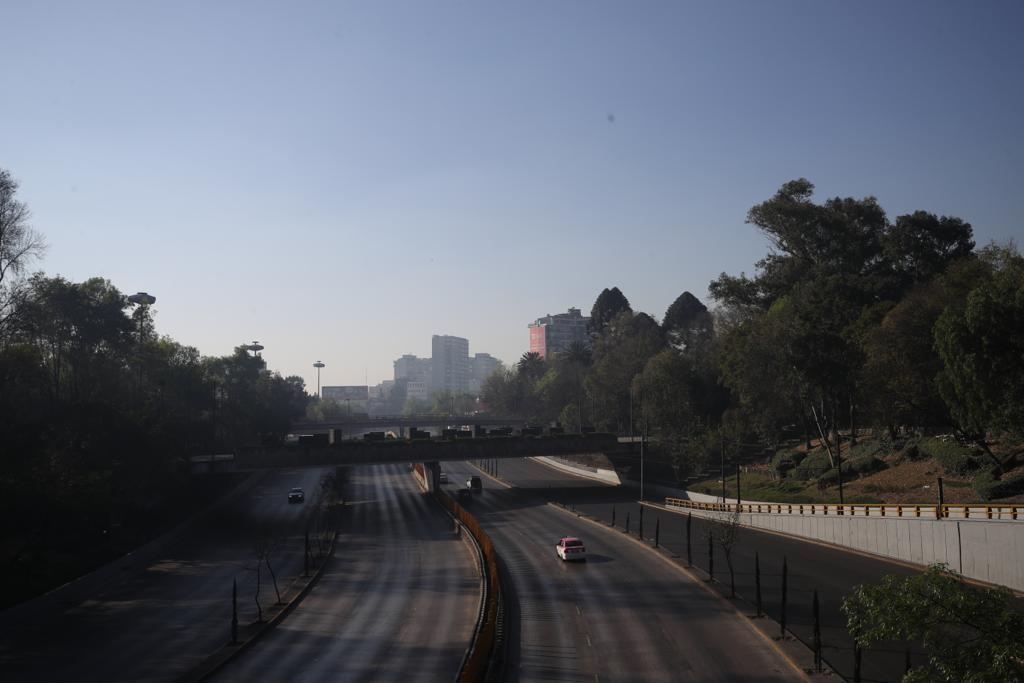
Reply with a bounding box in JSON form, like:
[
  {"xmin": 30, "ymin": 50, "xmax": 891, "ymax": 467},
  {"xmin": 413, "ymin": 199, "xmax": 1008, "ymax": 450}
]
[
  {"xmin": 530, "ymin": 456, "xmax": 621, "ymax": 485},
  {"xmin": 667, "ymin": 501, "xmax": 1024, "ymax": 592}
]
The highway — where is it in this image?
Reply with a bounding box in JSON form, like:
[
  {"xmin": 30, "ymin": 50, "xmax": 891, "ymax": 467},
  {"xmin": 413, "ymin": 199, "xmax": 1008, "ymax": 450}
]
[
  {"xmin": 213, "ymin": 463, "xmax": 480, "ymax": 682},
  {"xmin": 0, "ymin": 467, "xmax": 329, "ymax": 682},
  {"xmin": 486, "ymin": 457, "xmax": 928, "ymax": 683},
  {"xmin": 442, "ymin": 460, "xmax": 803, "ymax": 683}
]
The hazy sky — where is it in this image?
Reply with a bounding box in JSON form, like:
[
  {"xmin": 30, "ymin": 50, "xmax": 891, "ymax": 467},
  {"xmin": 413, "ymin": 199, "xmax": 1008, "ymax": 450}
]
[{"xmin": 4, "ymin": 1, "xmax": 1023, "ymax": 389}]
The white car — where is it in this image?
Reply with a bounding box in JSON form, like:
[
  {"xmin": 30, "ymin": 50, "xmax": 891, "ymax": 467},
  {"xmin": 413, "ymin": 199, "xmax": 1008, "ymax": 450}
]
[{"xmin": 556, "ymin": 536, "xmax": 586, "ymax": 561}]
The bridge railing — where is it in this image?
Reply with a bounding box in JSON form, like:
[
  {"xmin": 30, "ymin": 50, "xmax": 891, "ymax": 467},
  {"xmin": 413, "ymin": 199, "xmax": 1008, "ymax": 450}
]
[{"xmin": 664, "ymin": 497, "xmax": 1022, "ymax": 521}]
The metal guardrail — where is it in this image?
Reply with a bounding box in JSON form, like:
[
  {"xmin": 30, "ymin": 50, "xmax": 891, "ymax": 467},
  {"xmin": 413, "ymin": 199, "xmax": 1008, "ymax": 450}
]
[
  {"xmin": 435, "ymin": 490, "xmax": 503, "ymax": 682},
  {"xmin": 664, "ymin": 497, "xmax": 1022, "ymax": 521}
]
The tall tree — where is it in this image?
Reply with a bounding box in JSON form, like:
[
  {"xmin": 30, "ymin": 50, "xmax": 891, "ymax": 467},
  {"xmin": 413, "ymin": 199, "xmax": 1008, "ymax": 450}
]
[
  {"xmin": 588, "ymin": 286, "xmax": 632, "ymax": 334},
  {"xmin": 586, "ymin": 311, "xmax": 665, "ymax": 432},
  {"xmin": 935, "ymin": 248, "xmax": 1024, "ymax": 454},
  {"xmin": 516, "ymin": 351, "xmax": 546, "ymax": 380},
  {"xmin": 0, "ymin": 169, "xmax": 45, "ymax": 344},
  {"xmin": 882, "ymin": 211, "xmax": 975, "ymax": 293},
  {"xmin": 663, "ymin": 291, "xmax": 713, "ymax": 351}
]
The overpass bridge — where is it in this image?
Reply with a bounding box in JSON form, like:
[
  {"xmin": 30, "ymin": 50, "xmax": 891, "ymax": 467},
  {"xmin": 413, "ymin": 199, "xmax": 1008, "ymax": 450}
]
[
  {"xmin": 235, "ymin": 433, "xmax": 619, "ymax": 470},
  {"xmin": 291, "ymin": 415, "xmax": 529, "ymax": 435}
]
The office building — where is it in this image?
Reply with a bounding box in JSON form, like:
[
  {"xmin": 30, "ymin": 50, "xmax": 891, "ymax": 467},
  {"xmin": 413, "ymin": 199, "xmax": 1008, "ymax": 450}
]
[
  {"xmin": 393, "ymin": 354, "xmax": 432, "ymax": 387},
  {"xmin": 431, "ymin": 335, "xmax": 470, "ymax": 393},
  {"xmin": 528, "ymin": 307, "xmax": 590, "ymax": 358}
]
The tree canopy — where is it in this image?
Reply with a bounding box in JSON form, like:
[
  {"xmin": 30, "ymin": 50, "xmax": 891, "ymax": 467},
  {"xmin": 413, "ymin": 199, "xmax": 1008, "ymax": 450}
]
[{"xmin": 843, "ymin": 564, "xmax": 1024, "ymax": 683}]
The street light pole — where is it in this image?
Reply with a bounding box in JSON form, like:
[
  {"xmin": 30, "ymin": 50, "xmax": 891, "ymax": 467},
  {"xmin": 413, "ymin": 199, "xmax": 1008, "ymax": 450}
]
[
  {"xmin": 127, "ymin": 292, "xmax": 156, "ymax": 392},
  {"xmin": 313, "ymin": 361, "xmax": 325, "ymax": 399}
]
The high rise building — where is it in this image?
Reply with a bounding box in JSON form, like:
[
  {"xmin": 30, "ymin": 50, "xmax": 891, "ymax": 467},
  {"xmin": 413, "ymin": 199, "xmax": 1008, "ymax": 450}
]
[
  {"xmin": 528, "ymin": 307, "xmax": 590, "ymax": 358},
  {"xmin": 469, "ymin": 352, "xmax": 502, "ymax": 393},
  {"xmin": 393, "ymin": 354, "xmax": 432, "ymax": 386},
  {"xmin": 431, "ymin": 335, "xmax": 470, "ymax": 393}
]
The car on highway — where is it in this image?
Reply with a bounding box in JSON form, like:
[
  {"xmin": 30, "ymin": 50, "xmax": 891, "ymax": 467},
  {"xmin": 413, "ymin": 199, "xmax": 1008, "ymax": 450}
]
[
  {"xmin": 439, "ymin": 472, "xmax": 449, "ymax": 484},
  {"xmin": 455, "ymin": 488, "xmax": 472, "ymax": 503},
  {"xmin": 288, "ymin": 487, "xmax": 305, "ymax": 503},
  {"xmin": 467, "ymin": 475, "xmax": 482, "ymax": 494},
  {"xmin": 556, "ymin": 536, "xmax": 586, "ymax": 561}
]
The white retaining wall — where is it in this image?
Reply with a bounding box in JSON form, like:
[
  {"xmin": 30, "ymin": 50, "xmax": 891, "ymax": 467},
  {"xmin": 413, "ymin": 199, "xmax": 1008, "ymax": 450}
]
[
  {"xmin": 667, "ymin": 499, "xmax": 1024, "ymax": 592},
  {"xmin": 530, "ymin": 456, "xmax": 621, "ymax": 485}
]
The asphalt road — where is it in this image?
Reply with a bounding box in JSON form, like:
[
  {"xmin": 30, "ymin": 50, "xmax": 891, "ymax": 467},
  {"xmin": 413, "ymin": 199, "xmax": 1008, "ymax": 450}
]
[
  {"xmin": 483, "ymin": 457, "xmax": 929, "ymax": 683},
  {"xmin": 0, "ymin": 466, "xmax": 329, "ymax": 682},
  {"xmin": 442, "ymin": 460, "xmax": 803, "ymax": 683},
  {"xmin": 213, "ymin": 463, "xmax": 480, "ymax": 682}
]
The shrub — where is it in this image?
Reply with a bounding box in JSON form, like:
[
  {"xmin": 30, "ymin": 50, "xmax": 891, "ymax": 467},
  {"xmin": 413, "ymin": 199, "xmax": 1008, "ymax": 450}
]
[
  {"xmin": 973, "ymin": 473, "xmax": 1024, "ymax": 501},
  {"xmin": 792, "ymin": 450, "xmax": 835, "ymax": 480},
  {"xmin": 848, "ymin": 440, "xmax": 888, "ymax": 460},
  {"xmin": 918, "ymin": 437, "xmax": 980, "ymax": 476},
  {"xmin": 817, "ymin": 456, "xmax": 888, "ymax": 486}
]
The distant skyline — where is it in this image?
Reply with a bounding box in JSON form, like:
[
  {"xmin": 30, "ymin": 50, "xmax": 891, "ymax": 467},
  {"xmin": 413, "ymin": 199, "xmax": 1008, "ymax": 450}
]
[{"xmin": 4, "ymin": 1, "xmax": 1022, "ymax": 389}]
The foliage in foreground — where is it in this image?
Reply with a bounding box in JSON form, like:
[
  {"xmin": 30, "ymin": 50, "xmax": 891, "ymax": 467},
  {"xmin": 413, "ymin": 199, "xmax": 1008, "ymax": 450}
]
[{"xmin": 842, "ymin": 564, "xmax": 1024, "ymax": 683}]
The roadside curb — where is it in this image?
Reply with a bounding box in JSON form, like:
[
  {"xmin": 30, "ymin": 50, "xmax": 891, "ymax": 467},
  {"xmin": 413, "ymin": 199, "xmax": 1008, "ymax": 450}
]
[{"xmin": 545, "ymin": 500, "xmax": 829, "ymax": 681}]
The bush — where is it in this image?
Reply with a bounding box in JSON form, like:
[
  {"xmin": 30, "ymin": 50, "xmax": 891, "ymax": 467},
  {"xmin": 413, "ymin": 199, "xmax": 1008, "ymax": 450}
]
[
  {"xmin": 770, "ymin": 447, "xmax": 808, "ymax": 478},
  {"xmin": 901, "ymin": 443, "xmax": 924, "ymax": 461},
  {"xmin": 918, "ymin": 437, "xmax": 980, "ymax": 476},
  {"xmin": 848, "ymin": 440, "xmax": 888, "ymax": 460},
  {"xmin": 817, "ymin": 456, "xmax": 888, "ymax": 486},
  {"xmin": 973, "ymin": 473, "xmax": 1024, "ymax": 501},
  {"xmin": 791, "ymin": 450, "xmax": 834, "ymax": 480}
]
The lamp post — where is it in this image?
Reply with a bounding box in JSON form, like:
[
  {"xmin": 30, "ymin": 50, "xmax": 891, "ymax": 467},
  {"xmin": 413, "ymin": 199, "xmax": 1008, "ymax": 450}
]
[
  {"xmin": 127, "ymin": 292, "xmax": 156, "ymax": 391},
  {"xmin": 244, "ymin": 341, "xmax": 264, "ymax": 358},
  {"xmin": 313, "ymin": 361, "xmax": 325, "ymax": 399}
]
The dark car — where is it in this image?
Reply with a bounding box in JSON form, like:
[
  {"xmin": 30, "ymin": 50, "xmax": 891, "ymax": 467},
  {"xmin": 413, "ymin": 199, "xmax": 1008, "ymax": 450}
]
[{"xmin": 288, "ymin": 487, "xmax": 305, "ymax": 503}]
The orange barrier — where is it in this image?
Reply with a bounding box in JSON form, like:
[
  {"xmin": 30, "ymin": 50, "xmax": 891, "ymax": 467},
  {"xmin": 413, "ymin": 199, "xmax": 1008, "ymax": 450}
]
[
  {"xmin": 664, "ymin": 497, "xmax": 1022, "ymax": 521},
  {"xmin": 435, "ymin": 491, "xmax": 502, "ymax": 682}
]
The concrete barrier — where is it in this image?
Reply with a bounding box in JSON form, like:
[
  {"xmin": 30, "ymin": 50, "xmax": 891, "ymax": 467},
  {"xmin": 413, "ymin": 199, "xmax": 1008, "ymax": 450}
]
[
  {"xmin": 530, "ymin": 456, "xmax": 621, "ymax": 485},
  {"xmin": 662, "ymin": 497, "xmax": 1024, "ymax": 593}
]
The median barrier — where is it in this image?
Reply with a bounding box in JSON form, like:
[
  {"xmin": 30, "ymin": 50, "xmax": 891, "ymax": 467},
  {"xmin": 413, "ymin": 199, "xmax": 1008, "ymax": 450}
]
[{"xmin": 434, "ymin": 490, "xmax": 504, "ymax": 683}]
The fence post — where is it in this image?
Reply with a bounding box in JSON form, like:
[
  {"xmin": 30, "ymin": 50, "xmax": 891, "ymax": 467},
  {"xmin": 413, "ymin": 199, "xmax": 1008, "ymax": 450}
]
[
  {"xmin": 937, "ymin": 477, "xmax": 944, "ymax": 519},
  {"xmin": 231, "ymin": 578, "xmax": 238, "ymax": 645},
  {"xmin": 686, "ymin": 512, "xmax": 693, "ymax": 566},
  {"xmin": 708, "ymin": 533, "xmax": 714, "ymax": 582},
  {"xmin": 905, "ymin": 648, "xmax": 912, "ymax": 675},
  {"xmin": 625, "ymin": 512, "xmax": 630, "ymax": 535},
  {"xmin": 736, "ymin": 463, "xmax": 742, "ymax": 507},
  {"xmin": 654, "ymin": 517, "xmax": 660, "ymax": 548},
  {"xmin": 304, "ymin": 531, "xmax": 310, "ymax": 577},
  {"xmin": 612, "ymin": 505, "xmax": 616, "ymax": 527},
  {"xmin": 812, "ymin": 589, "xmax": 822, "ymax": 672},
  {"xmin": 854, "ymin": 642, "xmax": 862, "ymax": 683},
  {"xmin": 780, "ymin": 557, "xmax": 788, "ymax": 639},
  {"xmin": 639, "ymin": 506, "xmax": 644, "ymax": 539},
  {"xmin": 755, "ymin": 552, "xmax": 762, "ymax": 617}
]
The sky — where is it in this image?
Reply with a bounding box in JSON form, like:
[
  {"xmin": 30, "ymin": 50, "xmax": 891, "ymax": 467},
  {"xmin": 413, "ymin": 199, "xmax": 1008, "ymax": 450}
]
[{"xmin": 3, "ymin": 1, "xmax": 1023, "ymax": 389}]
